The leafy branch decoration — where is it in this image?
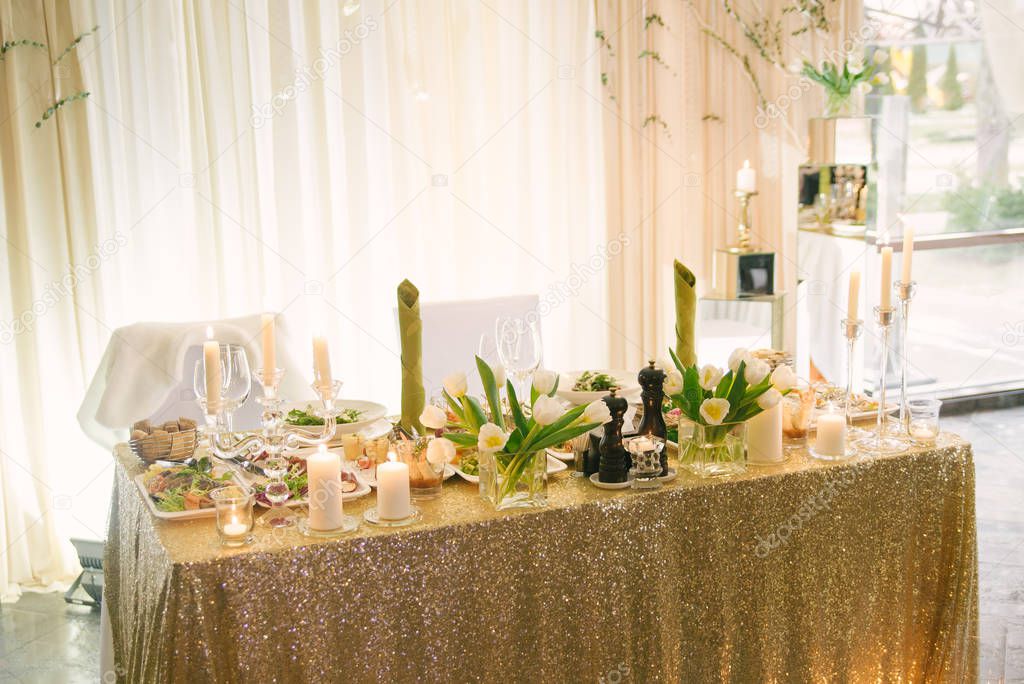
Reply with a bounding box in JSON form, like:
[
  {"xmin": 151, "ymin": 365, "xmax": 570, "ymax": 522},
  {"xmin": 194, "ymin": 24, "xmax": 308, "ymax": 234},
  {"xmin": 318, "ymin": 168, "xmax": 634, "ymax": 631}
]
[
  {"xmin": 53, "ymin": 25, "xmax": 99, "ymax": 65},
  {"xmin": 0, "ymin": 38, "xmax": 46, "ymax": 60}
]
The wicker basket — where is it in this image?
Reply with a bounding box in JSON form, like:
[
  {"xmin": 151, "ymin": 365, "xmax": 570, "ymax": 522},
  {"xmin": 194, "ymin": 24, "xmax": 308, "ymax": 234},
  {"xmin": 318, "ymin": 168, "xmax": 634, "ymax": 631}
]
[{"xmin": 129, "ymin": 429, "xmax": 198, "ymax": 464}]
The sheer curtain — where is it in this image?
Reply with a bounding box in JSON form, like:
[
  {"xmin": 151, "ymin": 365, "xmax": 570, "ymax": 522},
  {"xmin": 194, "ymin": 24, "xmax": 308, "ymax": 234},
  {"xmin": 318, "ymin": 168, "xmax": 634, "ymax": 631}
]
[
  {"xmin": 1, "ymin": 0, "xmax": 608, "ymax": 599},
  {"xmin": 596, "ymin": 0, "xmax": 863, "ymax": 369}
]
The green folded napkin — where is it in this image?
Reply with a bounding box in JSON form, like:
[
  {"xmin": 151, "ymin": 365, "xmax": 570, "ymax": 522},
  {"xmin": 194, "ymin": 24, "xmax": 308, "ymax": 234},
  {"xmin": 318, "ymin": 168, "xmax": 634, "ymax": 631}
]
[
  {"xmin": 674, "ymin": 260, "xmax": 697, "ymax": 368},
  {"xmin": 397, "ymin": 279, "xmax": 425, "ymax": 435}
]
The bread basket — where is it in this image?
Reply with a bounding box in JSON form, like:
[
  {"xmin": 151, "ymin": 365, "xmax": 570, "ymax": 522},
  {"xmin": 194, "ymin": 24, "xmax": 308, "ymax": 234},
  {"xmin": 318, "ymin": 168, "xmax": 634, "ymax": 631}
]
[{"xmin": 129, "ymin": 429, "xmax": 198, "ymax": 464}]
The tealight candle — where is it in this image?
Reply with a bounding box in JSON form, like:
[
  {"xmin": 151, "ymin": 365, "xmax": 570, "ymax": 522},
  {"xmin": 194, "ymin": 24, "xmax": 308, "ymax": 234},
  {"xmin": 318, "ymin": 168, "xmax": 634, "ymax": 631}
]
[
  {"xmin": 223, "ymin": 516, "xmax": 247, "ymax": 538},
  {"xmin": 203, "ymin": 326, "xmax": 221, "ymax": 414},
  {"xmin": 376, "ymin": 453, "xmax": 411, "ymax": 520},
  {"xmin": 814, "ymin": 412, "xmax": 847, "ymax": 458},
  {"xmin": 307, "ymin": 444, "xmax": 345, "ymax": 531},
  {"xmin": 211, "ymin": 485, "xmax": 254, "ymax": 547}
]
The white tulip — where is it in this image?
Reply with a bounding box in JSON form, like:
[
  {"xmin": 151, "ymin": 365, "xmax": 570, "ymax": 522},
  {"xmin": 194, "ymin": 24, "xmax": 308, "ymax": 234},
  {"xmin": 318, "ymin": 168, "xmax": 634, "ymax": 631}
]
[
  {"xmin": 477, "ymin": 423, "xmax": 510, "ymax": 453},
  {"xmin": 872, "ymin": 49, "xmax": 888, "ymax": 65},
  {"xmin": 419, "ymin": 405, "xmax": 447, "ymax": 430},
  {"xmin": 532, "ymin": 394, "xmax": 564, "ymax": 426},
  {"xmin": 582, "ymin": 400, "xmax": 611, "ymax": 425},
  {"xmin": 426, "ymin": 437, "xmax": 456, "ymax": 465},
  {"xmin": 443, "ymin": 372, "xmax": 467, "ymax": 398},
  {"xmin": 698, "ymin": 364, "xmax": 724, "ymax": 391},
  {"xmin": 699, "ymin": 398, "xmax": 731, "ymax": 425},
  {"xmin": 744, "ymin": 359, "xmax": 770, "ymax": 386},
  {"xmin": 728, "ymin": 348, "xmax": 750, "ymax": 373},
  {"xmin": 664, "ymin": 370, "xmax": 684, "ymax": 396},
  {"xmin": 492, "ymin": 364, "xmax": 507, "ymax": 388},
  {"xmin": 532, "ymin": 369, "xmax": 557, "ymax": 395},
  {"xmin": 654, "ymin": 356, "xmax": 677, "ymax": 373},
  {"xmin": 770, "ymin": 365, "xmax": 798, "ymax": 392},
  {"xmin": 757, "ymin": 388, "xmax": 782, "ymax": 410}
]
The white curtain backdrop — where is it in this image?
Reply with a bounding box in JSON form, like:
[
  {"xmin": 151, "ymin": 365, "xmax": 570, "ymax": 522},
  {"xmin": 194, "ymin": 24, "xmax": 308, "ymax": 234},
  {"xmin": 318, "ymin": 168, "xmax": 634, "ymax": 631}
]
[{"xmin": 0, "ymin": 0, "xmax": 609, "ymax": 599}]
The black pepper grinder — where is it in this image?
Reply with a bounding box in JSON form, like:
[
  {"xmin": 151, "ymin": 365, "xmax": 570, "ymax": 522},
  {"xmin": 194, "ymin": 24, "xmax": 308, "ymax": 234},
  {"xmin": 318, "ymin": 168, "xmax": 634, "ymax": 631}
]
[
  {"xmin": 598, "ymin": 388, "xmax": 629, "ymax": 483},
  {"xmin": 636, "ymin": 360, "xmax": 669, "ymax": 475}
]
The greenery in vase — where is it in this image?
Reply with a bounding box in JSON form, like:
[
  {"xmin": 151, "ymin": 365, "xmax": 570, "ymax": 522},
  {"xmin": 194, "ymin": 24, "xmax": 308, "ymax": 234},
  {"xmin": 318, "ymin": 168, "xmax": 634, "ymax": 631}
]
[
  {"xmin": 440, "ymin": 357, "xmax": 610, "ymax": 503},
  {"xmin": 801, "ymin": 51, "xmax": 887, "ymax": 116},
  {"xmin": 664, "ymin": 347, "xmax": 796, "ymax": 443}
]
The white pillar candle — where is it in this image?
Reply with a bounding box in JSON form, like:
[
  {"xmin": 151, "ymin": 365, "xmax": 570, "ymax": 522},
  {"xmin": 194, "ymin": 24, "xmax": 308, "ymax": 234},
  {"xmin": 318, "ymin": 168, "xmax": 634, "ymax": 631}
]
[
  {"xmin": 879, "ymin": 246, "xmax": 893, "ymax": 309},
  {"xmin": 736, "ymin": 159, "xmax": 757, "ymax": 193},
  {"xmin": 312, "ymin": 334, "xmax": 333, "ymax": 387},
  {"xmin": 815, "ymin": 413, "xmax": 847, "ymax": 457},
  {"xmin": 203, "ymin": 327, "xmax": 221, "ymax": 414},
  {"xmin": 260, "ymin": 313, "xmax": 276, "ymax": 384},
  {"xmin": 376, "ymin": 454, "xmax": 411, "ymax": 520},
  {"xmin": 847, "ymin": 270, "xmax": 861, "ymax": 321},
  {"xmin": 307, "ymin": 444, "xmax": 345, "ymax": 530},
  {"xmin": 901, "ymin": 226, "xmax": 914, "ymax": 283},
  {"xmin": 746, "ymin": 403, "xmax": 783, "ymax": 464}
]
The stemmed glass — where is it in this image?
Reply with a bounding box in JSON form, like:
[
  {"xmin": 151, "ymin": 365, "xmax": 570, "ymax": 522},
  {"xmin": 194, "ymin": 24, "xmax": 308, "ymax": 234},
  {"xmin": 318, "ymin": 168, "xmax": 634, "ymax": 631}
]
[
  {"xmin": 193, "ymin": 344, "xmax": 252, "ymax": 426},
  {"xmin": 258, "ymin": 455, "xmax": 295, "ymax": 528},
  {"xmin": 495, "ymin": 317, "xmax": 541, "ymax": 399}
]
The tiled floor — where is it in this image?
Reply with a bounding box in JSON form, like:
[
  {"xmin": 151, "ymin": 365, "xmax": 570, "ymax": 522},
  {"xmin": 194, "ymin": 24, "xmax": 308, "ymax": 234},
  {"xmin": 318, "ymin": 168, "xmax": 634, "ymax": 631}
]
[{"xmin": 1, "ymin": 407, "xmax": 1022, "ymax": 683}]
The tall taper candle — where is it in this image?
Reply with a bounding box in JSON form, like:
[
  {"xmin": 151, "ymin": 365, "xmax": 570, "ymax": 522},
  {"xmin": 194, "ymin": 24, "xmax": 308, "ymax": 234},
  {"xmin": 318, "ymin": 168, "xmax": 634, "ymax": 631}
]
[
  {"xmin": 203, "ymin": 327, "xmax": 221, "ymax": 414},
  {"xmin": 312, "ymin": 334, "xmax": 332, "ymax": 387},
  {"xmin": 847, "ymin": 270, "xmax": 861, "ymax": 321},
  {"xmin": 307, "ymin": 444, "xmax": 345, "ymax": 530},
  {"xmin": 260, "ymin": 313, "xmax": 276, "ymax": 384},
  {"xmin": 902, "ymin": 226, "xmax": 914, "ymax": 282},
  {"xmin": 880, "ymin": 246, "xmax": 893, "ymax": 309}
]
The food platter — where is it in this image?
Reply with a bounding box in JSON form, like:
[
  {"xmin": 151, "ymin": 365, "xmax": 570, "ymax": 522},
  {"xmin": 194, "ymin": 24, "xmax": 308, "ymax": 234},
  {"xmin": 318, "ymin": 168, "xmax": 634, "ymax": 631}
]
[
  {"xmin": 555, "ymin": 369, "xmax": 641, "ymax": 405},
  {"xmin": 281, "ymin": 399, "xmax": 387, "ymax": 438}
]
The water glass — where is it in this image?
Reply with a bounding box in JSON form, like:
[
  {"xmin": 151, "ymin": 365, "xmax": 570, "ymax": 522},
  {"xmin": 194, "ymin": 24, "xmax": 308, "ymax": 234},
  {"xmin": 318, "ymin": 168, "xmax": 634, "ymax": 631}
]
[
  {"xmin": 395, "ymin": 437, "xmax": 443, "ymax": 499},
  {"xmin": 908, "ymin": 398, "xmax": 942, "ymax": 445}
]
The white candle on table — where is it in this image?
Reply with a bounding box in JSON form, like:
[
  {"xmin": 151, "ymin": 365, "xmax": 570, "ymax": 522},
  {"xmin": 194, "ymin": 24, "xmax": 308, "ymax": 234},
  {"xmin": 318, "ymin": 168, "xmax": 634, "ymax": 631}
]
[
  {"xmin": 880, "ymin": 246, "xmax": 893, "ymax": 309},
  {"xmin": 222, "ymin": 514, "xmax": 247, "ymax": 538},
  {"xmin": 847, "ymin": 271, "xmax": 861, "ymax": 321},
  {"xmin": 901, "ymin": 226, "xmax": 914, "ymax": 283},
  {"xmin": 260, "ymin": 313, "xmax": 276, "ymax": 384},
  {"xmin": 736, "ymin": 159, "xmax": 757, "ymax": 193},
  {"xmin": 747, "ymin": 403, "xmax": 783, "ymax": 464},
  {"xmin": 307, "ymin": 444, "xmax": 345, "ymax": 530},
  {"xmin": 312, "ymin": 334, "xmax": 333, "ymax": 387},
  {"xmin": 376, "ymin": 453, "xmax": 411, "ymax": 520},
  {"xmin": 815, "ymin": 413, "xmax": 847, "ymax": 457},
  {"xmin": 203, "ymin": 326, "xmax": 222, "ymax": 414}
]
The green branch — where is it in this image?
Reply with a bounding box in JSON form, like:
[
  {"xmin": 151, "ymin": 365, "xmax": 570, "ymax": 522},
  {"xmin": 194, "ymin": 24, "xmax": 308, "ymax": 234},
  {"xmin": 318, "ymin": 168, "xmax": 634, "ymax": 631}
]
[{"xmin": 34, "ymin": 91, "xmax": 90, "ymax": 129}]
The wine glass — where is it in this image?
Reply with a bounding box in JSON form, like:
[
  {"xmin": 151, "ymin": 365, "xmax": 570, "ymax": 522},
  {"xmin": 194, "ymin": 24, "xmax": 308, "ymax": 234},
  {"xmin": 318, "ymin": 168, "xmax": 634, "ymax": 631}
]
[
  {"xmin": 495, "ymin": 317, "xmax": 541, "ymax": 399},
  {"xmin": 258, "ymin": 456, "xmax": 295, "ymax": 528},
  {"xmin": 192, "ymin": 344, "xmax": 252, "ymax": 428}
]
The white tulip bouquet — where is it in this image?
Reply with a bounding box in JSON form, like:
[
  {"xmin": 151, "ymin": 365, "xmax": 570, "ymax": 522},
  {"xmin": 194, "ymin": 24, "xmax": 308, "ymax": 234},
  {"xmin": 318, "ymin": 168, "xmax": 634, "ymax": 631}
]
[
  {"xmin": 665, "ymin": 347, "xmax": 796, "ymax": 448},
  {"xmin": 441, "ymin": 357, "xmax": 610, "ymax": 508}
]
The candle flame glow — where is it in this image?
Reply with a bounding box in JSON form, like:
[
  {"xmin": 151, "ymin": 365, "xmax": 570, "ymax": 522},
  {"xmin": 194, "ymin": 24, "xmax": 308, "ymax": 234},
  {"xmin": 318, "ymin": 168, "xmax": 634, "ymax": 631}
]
[
  {"xmin": 387, "ymin": 451, "xmax": 397, "ymax": 463},
  {"xmin": 205, "ymin": 325, "xmax": 214, "ymax": 340},
  {"xmin": 742, "ymin": 159, "xmax": 750, "ymax": 169}
]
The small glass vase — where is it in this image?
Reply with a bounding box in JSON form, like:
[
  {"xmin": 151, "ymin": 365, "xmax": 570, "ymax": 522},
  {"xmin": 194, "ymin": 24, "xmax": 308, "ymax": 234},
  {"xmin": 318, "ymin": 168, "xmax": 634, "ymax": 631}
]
[
  {"xmin": 678, "ymin": 422, "xmax": 747, "ymax": 478},
  {"xmin": 395, "ymin": 437, "xmax": 443, "ymax": 500},
  {"xmin": 478, "ymin": 449, "xmax": 547, "ymax": 510},
  {"xmin": 823, "ymin": 89, "xmax": 860, "ymax": 118}
]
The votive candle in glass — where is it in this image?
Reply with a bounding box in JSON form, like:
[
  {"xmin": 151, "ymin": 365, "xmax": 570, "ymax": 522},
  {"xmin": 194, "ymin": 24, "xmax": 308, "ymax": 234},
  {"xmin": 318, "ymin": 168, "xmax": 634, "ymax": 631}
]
[{"xmin": 211, "ymin": 485, "xmax": 254, "ymax": 547}]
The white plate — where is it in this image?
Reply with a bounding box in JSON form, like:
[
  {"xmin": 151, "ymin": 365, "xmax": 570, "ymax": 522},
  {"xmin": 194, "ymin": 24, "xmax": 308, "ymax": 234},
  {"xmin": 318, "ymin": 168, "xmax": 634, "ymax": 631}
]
[
  {"xmin": 588, "ymin": 472, "xmax": 631, "ymax": 490},
  {"xmin": 359, "ymin": 464, "xmax": 456, "ymax": 488},
  {"xmin": 281, "ymin": 399, "xmax": 388, "ymax": 437},
  {"xmin": 452, "ymin": 454, "xmax": 566, "ymax": 484},
  {"xmin": 546, "ymin": 447, "xmax": 575, "ymax": 462},
  {"xmin": 134, "ymin": 466, "xmax": 244, "ymax": 521},
  {"xmin": 242, "ymin": 469, "xmax": 372, "ymax": 508},
  {"xmin": 555, "ymin": 370, "xmax": 641, "ymax": 406}
]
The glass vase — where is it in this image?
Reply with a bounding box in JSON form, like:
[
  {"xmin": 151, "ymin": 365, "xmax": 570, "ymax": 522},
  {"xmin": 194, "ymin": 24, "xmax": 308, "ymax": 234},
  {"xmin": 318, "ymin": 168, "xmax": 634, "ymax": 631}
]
[
  {"xmin": 678, "ymin": 422, "xmax": 747, "ymax": 478},
  {"xmin": 824, "ymin": 90, "xmax": 856, "ymax": 117},
  {"xmin": 478, "ymin": 449, "xmax": 547, "ymax": 510}
]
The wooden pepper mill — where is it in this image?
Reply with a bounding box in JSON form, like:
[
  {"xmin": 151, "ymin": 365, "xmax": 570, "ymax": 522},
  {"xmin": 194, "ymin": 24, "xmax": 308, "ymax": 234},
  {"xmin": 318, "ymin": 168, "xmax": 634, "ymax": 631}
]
[
  {"xmin": 636, "ymin": 360, "xmax": 669, "ymax": 475},
  {"xmin": 598, "ymin": 387, "xmax": 629, "ymax": 483}
]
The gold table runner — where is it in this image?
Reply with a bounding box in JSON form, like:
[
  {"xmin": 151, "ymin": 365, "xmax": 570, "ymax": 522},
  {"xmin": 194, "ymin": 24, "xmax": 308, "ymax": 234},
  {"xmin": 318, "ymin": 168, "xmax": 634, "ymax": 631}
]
[{"xmin": 106, "ymin": 436, "xmax": 977, "ymax": 682}]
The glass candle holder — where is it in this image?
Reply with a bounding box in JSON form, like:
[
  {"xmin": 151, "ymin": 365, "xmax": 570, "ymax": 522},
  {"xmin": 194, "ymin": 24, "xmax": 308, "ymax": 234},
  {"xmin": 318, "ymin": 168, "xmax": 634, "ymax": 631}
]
[
  {"xmin": 908, "ymin": 398, "xmax": 942, "ymax": 445},
  {"xmin": 810, "ymin": 404, "xmax": 850, "ymax": 461},
  {"xmin": 395, "ymin": 437, "xmax": 443, "ymax": 499},
  {"xmin": 210, "ymin": 485, "xmax": 255, "ymax": 547},
  {"xmin": 625, "ymin": 435, "xmax": 665, "ymax": 489},
  {"xmin": 341, "ymin": 433, "xmax": 363, "ymax": 462},
  {"xmin": 782, "ymin": 386, "xmax": 815, "ymax": 450}
]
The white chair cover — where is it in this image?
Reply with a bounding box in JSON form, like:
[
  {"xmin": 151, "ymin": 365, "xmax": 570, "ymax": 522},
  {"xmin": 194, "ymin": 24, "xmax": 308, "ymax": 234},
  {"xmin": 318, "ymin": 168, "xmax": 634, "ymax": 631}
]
[{"xmin": 77, "ymin": 314, "xmax": 309, "ymax": 449}]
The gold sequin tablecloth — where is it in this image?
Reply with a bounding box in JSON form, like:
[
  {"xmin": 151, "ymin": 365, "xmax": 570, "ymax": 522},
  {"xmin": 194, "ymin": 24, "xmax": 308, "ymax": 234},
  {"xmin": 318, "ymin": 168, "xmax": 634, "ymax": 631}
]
[{"xmin": 105, "ymin": 435, "xmax": 978, "ymax": 683}]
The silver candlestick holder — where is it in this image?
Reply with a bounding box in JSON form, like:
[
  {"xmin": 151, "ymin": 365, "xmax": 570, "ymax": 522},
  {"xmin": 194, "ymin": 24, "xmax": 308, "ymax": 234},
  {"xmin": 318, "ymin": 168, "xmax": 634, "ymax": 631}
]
[
  {"xmin": 854, "ymin": 306, "xmax": 908, "ymax": 455},
  {"xmin": 841, "ymin": 318, "xmax": 869, "ymax": 441},
  {"xmin": 730, "ymin": 189, "xmax": 758, "ymax": 253},
  {"xmin": 895, "ymin": 280, "xmax": 917, "ymax": 434}
]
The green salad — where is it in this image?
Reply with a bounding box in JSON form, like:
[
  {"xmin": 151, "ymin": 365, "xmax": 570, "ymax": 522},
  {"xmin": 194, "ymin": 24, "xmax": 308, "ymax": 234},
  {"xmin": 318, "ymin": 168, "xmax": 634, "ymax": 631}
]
[
  {"xmin": 572, "ymin": 370, "xmax": 617, "ymax": 392},
  {"xmin": 459, "ymin": 453, "xmax": 479, "ymax": 476},
  {"xmin": 286, "ymin": 406, "xmax": 363, "ymax": 426}
]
